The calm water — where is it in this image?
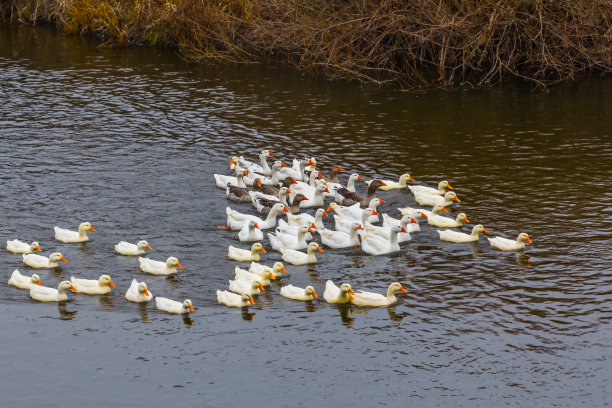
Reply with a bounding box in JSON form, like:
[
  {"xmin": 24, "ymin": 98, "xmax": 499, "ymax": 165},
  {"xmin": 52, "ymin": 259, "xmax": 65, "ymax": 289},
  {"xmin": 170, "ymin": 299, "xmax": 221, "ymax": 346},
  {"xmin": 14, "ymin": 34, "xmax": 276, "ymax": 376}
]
[{"xmin": 1, "ymin": 24, "xmax": 611, "ymax": 407}]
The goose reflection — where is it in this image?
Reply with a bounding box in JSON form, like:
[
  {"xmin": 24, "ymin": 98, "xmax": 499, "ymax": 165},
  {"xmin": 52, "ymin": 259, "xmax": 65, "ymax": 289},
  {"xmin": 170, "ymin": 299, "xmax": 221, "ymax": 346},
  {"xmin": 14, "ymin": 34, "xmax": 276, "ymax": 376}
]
[
  {"xmin": 470, "ymin": 241, "xmax": 485, "ymax": 257},
  {"xmin": 304, "ymin": 300, "xmax": 318, "ymax": 313},
  {"xmin": 516, "ymin": 250, "xmax": 532, "ymax": 266},
  {"xmin": 138, "ymin": 303, "xmax": 150, "ymax": 323},
  {"xmin": 241, "ymin": 307, "xmax": 255, "ymax": 321},
  {"xmin": 387, "ymin": 305, "xmax": 407, "ymax": 323},
  {"xmin": 98, "ymin": 294, "xmax": 115, "ymax": 311},
  {"xmin": 57, "ymin": 302, "xmax": 77, "ymax": 320},
  {"xmin": 182, "ymin": 314, "xmax": 194, "ymax": 326},
  {"xmin": 338, "ymin": 305, "xmax": 355, "ymax": 328}
]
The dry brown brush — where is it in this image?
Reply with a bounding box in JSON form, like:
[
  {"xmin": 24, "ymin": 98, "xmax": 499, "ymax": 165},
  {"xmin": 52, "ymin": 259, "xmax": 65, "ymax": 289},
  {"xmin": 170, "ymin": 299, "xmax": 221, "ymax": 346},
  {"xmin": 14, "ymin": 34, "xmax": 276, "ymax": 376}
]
[{"xmin": 2, "ymin": 0, "xmax": 611, "ymax": 87}]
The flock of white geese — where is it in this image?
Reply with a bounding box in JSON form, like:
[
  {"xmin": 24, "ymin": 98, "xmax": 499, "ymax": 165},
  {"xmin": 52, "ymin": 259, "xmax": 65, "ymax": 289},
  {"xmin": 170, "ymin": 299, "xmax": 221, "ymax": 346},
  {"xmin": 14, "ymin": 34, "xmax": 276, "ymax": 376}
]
[
  {"xmin": 5, "ymin": 149, "xmax": 532, "ymax": 314},
  {"xmin": 212, "ymin": 149, "xmax": 533, "ymax": 308}
]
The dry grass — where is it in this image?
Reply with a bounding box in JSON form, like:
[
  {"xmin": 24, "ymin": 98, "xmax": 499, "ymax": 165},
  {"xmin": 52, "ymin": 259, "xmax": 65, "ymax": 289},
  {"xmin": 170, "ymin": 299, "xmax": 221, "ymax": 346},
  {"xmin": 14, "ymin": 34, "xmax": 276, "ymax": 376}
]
[{"xmin": 2, "ymin": 0, "xmax": 611, "ymax": 87}]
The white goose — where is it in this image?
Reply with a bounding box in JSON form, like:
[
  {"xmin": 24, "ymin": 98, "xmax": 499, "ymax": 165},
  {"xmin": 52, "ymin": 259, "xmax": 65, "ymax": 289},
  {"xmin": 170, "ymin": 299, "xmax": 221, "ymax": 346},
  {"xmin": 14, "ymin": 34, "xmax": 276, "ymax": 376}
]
[
  {"xmin": 238, "ymin": 220, "xmax": 264, "ymax": 242},
  {"xmin": 277, "ymin": 158, "xmax": 309, "ymax": 182},
  {"xmin": 250, "ymin": 187, "xmax": 291, "ymax": 212},
  {"xmin": 213, "ymin": 167, "xmax": 246, "ymax": 189},
  {"xmin": 280, "ymin": 285, "xmax": 318, "ymax": 301},
  {"xmin": 114, "ymin": 240, "xmax": 152, "ymax": 255},
  {"xmin": 398, "ymin": 203, "xmax": 448, "ymax": 219},
  {"xmin": 488, "ymin": 233, "xmax": 532, "ymax": 251},
  {"xmin": 318, "ymin": 222, "xmax": 363, "ymax": 249},
  {"xmin": 327, "ymin": 173, "xmax": 363, "ymax": 197},
  {"xmin": 234, "ymin": 265, "xmax": 275, "ymax": 286},
  {"xmin": 22, "ymin": 252, "xmax": 67, "ymax": 269},
  {"xmin": 365, "ymin": 173, "xmax": 414, "ymax": 191},
  {"xmin": 249, "ymin": 261, "xmax": 288, "ymax": 278},
  {"xmin": 364, "ymin": 217, "xmax": 415, "ymax": 243},
  {"xmin": 428, "ymin": 212, "xmax": 469, "ymax": 228},
  {"xmin": 382, "ymin": 213, "xmax": 423, "ymax": 234},
  {"xmin": 228, "ymin": 243, "xmax": 266, "ymax": 262},
  {"xmin": 268, "ymin": 225, "xmax": 313, "ymax": 252},
  {"xmin": 328, "ymin": 199, "xmax": 383, "ymax": 225},
  {"xmin": 217, "ymin": 290, "xmax": 254, "ymax": 307},
  {"xmin": 333, "ymin": 207, "xmax": 379, "ymax": 234},
  {"xmin": 70, "ymin": 275, "xmax": 115, "ymax": 294},
  {"xmin": 298, "ymin": 183, "xmax": 329, "ymax": 209},
  {"xmin": 155, "ymin": 297, "xmax": 194, "ymax": 314},
  {"xmin": 229, "ymin": 279, "xmax": 265, "ymax": 295},
  {"xmin": 54, "ymin": 222, "xmax": 96, "ymax": 243},
  {"xmin": 350, "ymin": 282, "xmax": 408, "ymax": 307},
  {"xmin": 6, "ymin": 240, "xmax": 41, "ymax": 254},
  {"xmin": 414, "ymin": 191, "xmax": 461, "ymax": 207},
  {"xmin": 283, "ymin": 208, "xmax": 327, "ymax": 229},
  {"xmin": 237, "ymin": 149, "xmax": 275, "ymax": 175},
  {"xmin": 360, "ymin": 225, "xmax": 406, "ymax": 255},
  {"xmin": 438, "ymin": 224, "xmax": 489, "ymax": 243},
  {"xmin": 125, "ymin": 278, "xmax": 152, "ymax": 302},
  {"xmin": 138, "ymin": 256, "xmax": 183, "ymax": 275},
  {"xmin": 225, "ymin": 203, "xmax": 288, "ymax": 230},
  {"xmin": 30, "ymin": 281, "xmax": 76, "ymax": 302},
  {"xmin": 409, "ymin": 180, "xmax": 453, "ymax": 196},
  {"xmin": 8, "ymin": 270, "xmax": 41, "ymax": 289},
  {"xmin": 323, "ymin": 281, "xmax": 355, "ymax": 304},
  {"xmin": 281, "ymin": 242, "xmax": 324, "ymax": 265}
]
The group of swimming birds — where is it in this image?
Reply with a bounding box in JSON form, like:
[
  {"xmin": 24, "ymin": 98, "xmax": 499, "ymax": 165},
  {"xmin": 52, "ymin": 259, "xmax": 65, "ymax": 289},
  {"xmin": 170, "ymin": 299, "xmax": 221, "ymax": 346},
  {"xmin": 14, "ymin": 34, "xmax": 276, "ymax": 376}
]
[
  {"xmin": 213, "ymin": 149, "xmax": 533, "ymax": 308},
  {"xmin": 5, "ymin": 149, "xmax": 532, "ymax": 314},
  {"xmin": 6, "ymin": 223, "xmax": 193, "ymax": 314}
]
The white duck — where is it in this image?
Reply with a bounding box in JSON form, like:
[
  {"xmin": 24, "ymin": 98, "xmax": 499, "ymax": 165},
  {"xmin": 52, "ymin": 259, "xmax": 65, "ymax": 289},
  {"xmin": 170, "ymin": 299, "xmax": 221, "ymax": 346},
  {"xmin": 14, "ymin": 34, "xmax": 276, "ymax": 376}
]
[
  {"xmin": 428, "ymin": 212, "xmax": 470, "ymax": 228},
  {"xmin": 8, "ymin": 270, "xmax": 41, "ymax": 289},
  {"xmin": 409, "ymin": 180, "xmax": 453, "ymax": 196},
  {"xmin": 398, "ymin": 203, "xmax": 448, "ymax": 219},
  {"xmin": 225, "ymin": 203, "xmax": 288, "ymax": 230},
  {"xmin": 382, "ymin": 212, "xmax": 424, "ymax": 234},
  {"xmin": 366, "ymin": 173, "xmax": 414, "ymax": 190},
  {"xmin": 268, "ymin": 225, "xmax": 313, "ymax": 252},
  {"xmin": 281, "ymin": 242, "xmax": 324, "ymax": 265},
  {"xmin": 234, "ymin": 265, "xmax": 275, "ymax": 286},
  {"xmin": 138, "ymin": 256, "xmax": 183, "ymax": 275},
  {"xmin": 323, "ymin": 281, "xmax": 355, "ymax": 304},
  {"xmin": 350, "ymin": 282, "xmax": 408, "ymax": 307},
  {"xmin": 6, "ymin": 240, "xmax": 41, "ymax": 254},
  {"xmin": 217, "ymin": 290, "xmax": 254, "ymax": 307},
  {"xmin": 283, "ymin": 208, "xmax": 327, "ymax": 229},
  {"xmin": 333, "ymin": 208, "xmax": 380, "ymax": 234},
  {"xmin": 297, "ymin": 183, "xmax": 329, "ymax": 209},
  {"xmin": 488, "ymin": 233, "xmax": 532, "ymax": 251},
  {"xmin": 125, "ymin": 278, "xmax": 152, "ymax": 302},
  {"xmin": 22, "ymin": 252, "xmax": 67, "ymax": 269},
  {"xmin": 30, "ymin": 281, "xmax": 76, "ymax": 302},
  {"xmin": 228, "ymin": 243, "xmax": 266, "ymax": 262},
  {"xmin": 438, "ymin": 224, "xmax": 489, "ymax": 243},
  {"xmin": 70, "ymin": 275, "xmax": 116, "ymax": 294},
  {"xmin": 155, "ymin": 297, "xmax": 194, "ymax": 314},
  {"xmin": 318, "ymin": 222, "xmax": 363, "ymax": 249},
  {"xmin": 364, "ymin": 217, "xmax": 415, "ymax": 243},
  {"xmin": 114, "ymin": 240, "xmax": 152, "ymax": 255},
  {"xmin": 249, "ymin": 261, "xmax": 287, "ymax": 278},
  {"xmin": 360, "ymin": 225, "xmax": 406, "ymax": 255},
  {"xmin": 54, "ymin": 222, "xmax": 96, "ymax": 243},
  {"xmin": 229, "ymin": 279, "xmax": 265, "ymax": 295},
  {"xmin": 414, "ymin": 191, "xmax": 461, "ymax": 207},
  {"xmin": 280, "ymin": 285, "xmax": 318, "ymax": 301},
  {"xmin": 238, "ymin": 220, "xmax": 264, "ymax": 242},
  {"xmin": 328, "ymin": 199, "xmax": 383, "ymax": 225}
]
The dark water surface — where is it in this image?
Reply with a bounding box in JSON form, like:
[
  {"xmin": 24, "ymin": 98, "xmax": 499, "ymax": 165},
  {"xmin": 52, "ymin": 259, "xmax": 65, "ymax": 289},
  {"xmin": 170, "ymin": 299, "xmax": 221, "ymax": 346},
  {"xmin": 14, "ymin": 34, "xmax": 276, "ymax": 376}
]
[{"xmin": 1, "ymin": 24, "xmax": 611, "ymax": 407}]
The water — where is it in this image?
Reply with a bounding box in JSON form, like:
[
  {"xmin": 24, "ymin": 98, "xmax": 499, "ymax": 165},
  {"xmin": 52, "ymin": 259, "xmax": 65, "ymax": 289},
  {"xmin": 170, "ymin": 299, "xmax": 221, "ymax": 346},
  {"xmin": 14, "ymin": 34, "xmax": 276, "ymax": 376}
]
[{"xmin": 1, "ymin": 24, "xmax": 611, "ymax": 407}]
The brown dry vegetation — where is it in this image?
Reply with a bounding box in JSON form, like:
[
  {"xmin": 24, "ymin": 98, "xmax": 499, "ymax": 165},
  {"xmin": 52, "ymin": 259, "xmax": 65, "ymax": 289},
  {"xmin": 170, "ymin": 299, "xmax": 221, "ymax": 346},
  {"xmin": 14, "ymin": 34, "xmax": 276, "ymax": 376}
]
[{"xmin": 2, "ymin": 0, "xmax": 611, "ymax": 88}]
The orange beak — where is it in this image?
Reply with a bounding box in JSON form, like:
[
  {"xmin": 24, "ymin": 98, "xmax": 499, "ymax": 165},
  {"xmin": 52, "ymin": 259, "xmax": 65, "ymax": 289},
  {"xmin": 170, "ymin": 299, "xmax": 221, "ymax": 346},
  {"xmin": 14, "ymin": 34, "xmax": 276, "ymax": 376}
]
[
  {"xmin": 380, "ymin": 181, "xmax": 387, "ymax": 186},
  {"xmin": 400, "ymin": 287, "xmax": 408, "ymax": 293},
  {"xmin": 317, "ymin": 172, "xmax": 323, "ymax": 178},
  {"xmin": 379, "ymin": 199, "xmax": 385, "ymax": 203},
  {"xmin": 248, "ymin": 296, "xmax": 255, "ymax": 305},
  {"xmin": 90, "ymin": 226, "xmax": 96, "ymax": 232},
  {"xmin": 312, "ymin": 290, "xmax": 318, "ymax": 298},
  {"xmin": 280, "ymin": 161, "xmax": 287, "ymax": 168},
  {"xmin": 228, "ymin": 159, "xmax": 235, "ymax": 166},
  {"xmin": 307, "ymin": 227, "xmax": 314, "ymax": 233},
  {"xmin": 409, "ymin": 177, "xmax": 415, "ymax": 181},
  {"xmin": 410, "ymin": 218, "xmax": 417, "ymax": 224},
  {"xmin": 36, "ymin": 245, "xmax": 42, "ymax": 252},
  {"xmin": 526, "ymin": 237, "xmax": 532, "ymax": 244},
  {"xmin": 280, "ymin": 267, "xmax": 288, "ymax": 274},
  {"xmin": 442, "ymin": 208, "xmax": 449, "ymax": 213},
  {"xmin": 146, "ymin": 244, "xmax": 153, "ymax": 250},
  {"xmin": 257, "ymin": 180, "xmax": 262, "ymax": 187},
  {"xmin": 372, "ymin": 210, "xmax": 380, "ymax": 216},
  {"xmin": 291, "ymin": 179, "xmax": 298, "ymax": 184},
  {"xmin": 36, "ymin": 280, "xmax": 42, "ymax": 286},
  {"xmin": 269, "ymin": 151, "xmax": 275, "ymax": 156},
  {"xmin": 309, "ymin": 159, "xmax": 315, "ymax": 166},
  {"xmin": 421, "ymin": 212, "xmax": 427, "ymax": 218},
  {"xmin": 401, "ymin": 227, "xmax": 408, "ymax": 233},
  {"xmin": 322, "ymin": 210, "xmax": 328, "ymax": 216},
  {"xmin": 243, "ymin": 170, "xmax": 248, "ymax": 176},
  {"xmin": 357, "ymin": 175, "xmax": 363, "ymax": 180},
  {"xmin": 176, "ymin": 262, "xmax": 183, "ymax": 270},
  {"xmin": 259, "ymin": 283, "xmax": 265, "ymax": 291},
  {"xmin": 326, "ymin": 205, "xmax": 333, "ymax": 212},
  {"xmin": 358, "ymin": 224, "xmax": 364, "ymax": 230},
  {"xmin": 464, "ymin": 216, "xmax": 470, "ymax": 223},
  {"xmin": 70, "ymin": 285, "xmax": 78, "ymax": 292},
  {"xmin": 447, "ymin": 184, "xmax": 453, "ymax": 189},
  {"xmin": 338, "ymin": 167, "xmax": 344, "ymax": 171},
  {"xmin": 286, "ymin": 189, "xmax": 292, "ymax": 194},
  {"xmin": 283, "ymin": 207, "xmax": 290, "ymax": 213},
  {"xmin": 60, "ymin": 256, "xmax": 68, "ymax": 263},
  {"xmin": 302, "ymin": 196, "xmax": 309, "ymax": 200},
  {"xmin": 260, "ymin": 247, "xmax": 267, "ymax": 253},
  {"xmin": 268, "ymin": 273, "xmax": 276, "ymax": 280},
  {"xmin": 324, "ymin": 187, "xmax": 330, "ymax": 193},
  {"xmin": 483, "ymin": 228, "xmax": 490, "ymax": 234},
  {"xmin": 454, "ymin": 196, "xmax": 461, "ymax": 203},
  {"xmin": 189, "ymin": 304, "xmax": 195, "ymax": 312},
  {"xmin": 349, "ymin": 289, "xmax": 356, "ymax": 295},
  {"xmin": 311, "ymin": 222, "xmax": 317, "ymax": 229},
  {"xmin": 144, "ymin": 288, "xmax": 150, "ymax": 296},
  {"xmin": 317, "ymin": 247, "xmax": 324, "ymax": 253},
  {"xmin": 109, "ymin": 280, "xmax": 116, "ymax": 288},
  {"xmin": 254, "ymin": 223, "xmax": 260, "ymax": 229}
]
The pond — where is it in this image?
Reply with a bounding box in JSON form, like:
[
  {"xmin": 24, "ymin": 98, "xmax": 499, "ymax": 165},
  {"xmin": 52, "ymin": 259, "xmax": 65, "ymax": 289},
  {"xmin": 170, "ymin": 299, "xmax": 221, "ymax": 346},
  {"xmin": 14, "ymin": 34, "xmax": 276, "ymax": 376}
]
[{"xmin": 0, "ymin": 23, "xmax": 610, "ymax": 407}]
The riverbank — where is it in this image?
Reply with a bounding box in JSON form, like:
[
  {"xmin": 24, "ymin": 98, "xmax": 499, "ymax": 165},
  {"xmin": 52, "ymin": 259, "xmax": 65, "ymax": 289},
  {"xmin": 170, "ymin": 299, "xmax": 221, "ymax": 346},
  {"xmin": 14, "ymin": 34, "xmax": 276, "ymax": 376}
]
[{"xmin": 2, "ymin": 0, "xmax": 611, "ymax": 88}]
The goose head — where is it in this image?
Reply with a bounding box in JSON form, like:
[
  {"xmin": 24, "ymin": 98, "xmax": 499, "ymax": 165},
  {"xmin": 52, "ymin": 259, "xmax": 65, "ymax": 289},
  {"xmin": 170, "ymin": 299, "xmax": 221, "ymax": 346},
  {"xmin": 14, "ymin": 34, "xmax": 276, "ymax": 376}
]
[
  {"xmin": 348, "ymin": 173, "xmax": 363, "ymax": 183},
  {"xmin": 260, "ymin": 150, "xmax": 274, "ymax": 158},
  {"xmin": 281, "ymin": 176, "xmax": 298, "ymax": 188},
  {"xmin": 368, "ymin": 198, "xmax": 384, "ymax": 209},
  {"xmin": 270, "ymin": 203, "xmax": 289, "ymax": 216},
  {"xmin": 368, "ymin": 179, "xmax": 387, "ymax": 190},
  {"xmin": 456, "ymin": 213, "xmax": 469, "ymax": 223},
  {"xmin": 399, "ymin": 173, "xmax": 415, "ymax": 182},
  {"xmin": 137, "ymin": 240, "xmax": 153, "ymax": 250},
  {"xmin": 340, "ymin": 283, "xmax": 355, "ymax": 296},
  {"xmin": 251, "ymin": 243, "xmax": 266, "ymax": 254},
  {"xmin": 49, "ymin": 252, "xmax": 68, "ymax": 263},
  {"xmin": 241, "ymin": 293, "xmax": 255, "ymax": 305},
  {"xmin": 247, "ymin": 220, "xmax": 260, "ymax": 230},
  {"xmin": 388, "ymin": 282, "xmax": 408, "ymax": 296},
  {"xmin": 182, "ymin": 299, "xmax": 195, "ymax": 312},
  {"xmin": 444, "ymin": 191, "xmax": 460, "ymax": 203},
  {"xmin": 326, "ymin": 203, "xmax": 339, "ymax": 213},
  {"xmin": 58, "ymin": 280, "xmax": 77, "ymax": 293},
  {"xmin": 250, "ymin": 280, "xmax": 266, "ymax": 291},
  {"xmin": 272, "ymin": 262, "xmax": 288, "ymax": 274},
  {"xmin": 306, "ymin": 242, "xmax": 324, "ymax": 254},
  {"xmin": 431, "ymin": 204, "xmax": 449, "ymax": 215},
  {"xmin": 350, "ymin": 222, "xmax": 363, "ymax": 232},
  {"xmin": 138, "ymin": 282, "xmax": 150, "ymax": 296},
  {"xmin": 517, "ymin": 233, "xmax": 532, "ymax": 244},
  {"xmin": 472, "ymin": 224, "xmax": 489, "ymax": 235},
  {"xmin": 166, "ymin": 257, "xmax": 183, "ymax": 269},
  {"xmin": 439, "ymin": 180, "xmax": 452, "ymax": 190},
  {"xmin": 79, "ymin": 222, "xmax": 96, "ymax": 233},
  {"xmin": 99, "ymin": 275, "xmax": 116, "ymax": 288},
  {"xmin": 400, "ymin": 216, "xmax": 417, "ymax": 226},
  {"xmin": 30, "ymin": 242, "xmax": 42, "ymax": 252},
  {"xmin": 304, "ymin": 286, "xmax": 318, "ymax": 298},
  {"xmin": 31, "ymin": 274, "xmax": 42, "ymax": 286}
]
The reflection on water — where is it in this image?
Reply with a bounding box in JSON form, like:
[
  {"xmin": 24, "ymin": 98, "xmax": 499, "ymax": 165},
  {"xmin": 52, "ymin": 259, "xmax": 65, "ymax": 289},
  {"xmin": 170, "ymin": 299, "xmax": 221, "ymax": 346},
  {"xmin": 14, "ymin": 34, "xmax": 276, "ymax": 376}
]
[{"xmin": 0, "ymin": 22, "xmax": 610, "ymax": 408}]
